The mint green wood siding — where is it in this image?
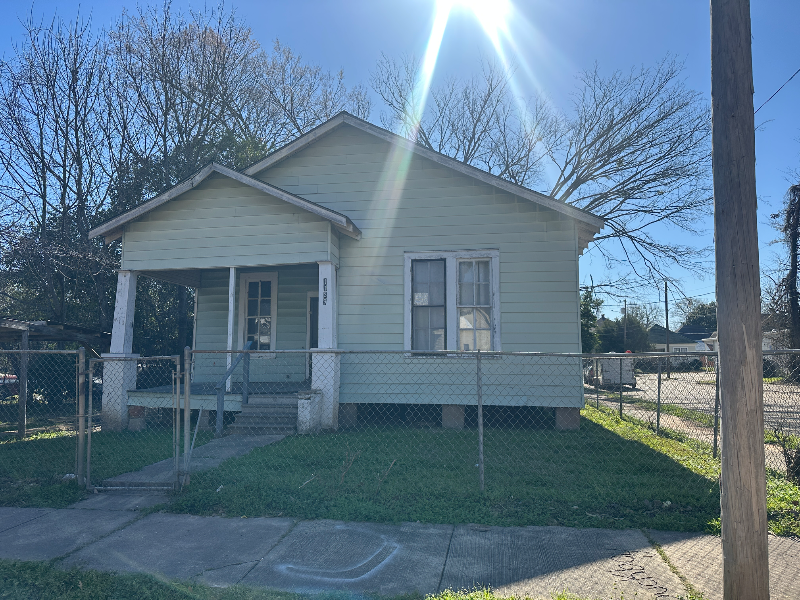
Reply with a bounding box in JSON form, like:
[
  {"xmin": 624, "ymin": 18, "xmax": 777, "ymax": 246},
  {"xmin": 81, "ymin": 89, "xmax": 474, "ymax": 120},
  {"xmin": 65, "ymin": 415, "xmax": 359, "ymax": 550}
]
[
  {"xmin": 255, "ymin": 124, "xmax": 581, "ymax": 354},
  {"xmin": 121, "ymin": 174, "xmax": 332, "ymax": 271},
  {"xmin": 192, "ymin": 264, "xmax": 317, "ymax": 384}
]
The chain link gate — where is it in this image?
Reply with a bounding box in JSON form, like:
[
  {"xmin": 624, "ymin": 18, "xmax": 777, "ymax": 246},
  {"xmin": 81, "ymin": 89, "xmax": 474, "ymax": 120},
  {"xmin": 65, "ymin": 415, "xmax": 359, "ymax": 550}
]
[{"xmin": 84, "ymin": 355, "xmax": 184, "ymax": 491}]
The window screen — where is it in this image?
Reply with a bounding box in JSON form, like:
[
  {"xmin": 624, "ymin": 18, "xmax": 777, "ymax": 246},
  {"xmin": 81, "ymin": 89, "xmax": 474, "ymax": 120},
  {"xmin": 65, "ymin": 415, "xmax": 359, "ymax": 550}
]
[{"xmin": 412, "ymin": 260, "xmax": 445, "ymax": 351}]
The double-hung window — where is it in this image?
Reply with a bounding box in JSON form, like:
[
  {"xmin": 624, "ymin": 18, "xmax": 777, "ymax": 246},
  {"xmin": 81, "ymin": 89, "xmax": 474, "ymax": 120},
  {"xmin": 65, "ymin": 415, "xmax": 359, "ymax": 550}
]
[
  {"xmin": 458, "ymin": 260, "xmax": 492, "ymax": 351},
  {"xmin": 405, "ymin": 251, "xmax": 500, "ymax": 352}
]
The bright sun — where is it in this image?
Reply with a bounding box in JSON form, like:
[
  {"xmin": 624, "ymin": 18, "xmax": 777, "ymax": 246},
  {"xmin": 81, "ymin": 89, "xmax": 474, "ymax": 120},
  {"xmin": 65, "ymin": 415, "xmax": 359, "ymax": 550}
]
[{"xmin": 441, "ymin": 0, "xmax": 513, "ymax": 48}]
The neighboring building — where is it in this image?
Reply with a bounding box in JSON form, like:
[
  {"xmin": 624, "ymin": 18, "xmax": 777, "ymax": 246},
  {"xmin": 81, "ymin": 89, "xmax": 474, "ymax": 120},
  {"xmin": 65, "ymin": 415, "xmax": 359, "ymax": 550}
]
[
  {"xmin": 703, "ymin": 330, "xmax": 788, "ymax": 353},
  {"xmin": 89, "ymin": 112, "xmax": 604, "ymax": 432},
  {"xmin": 648, "ymin": 324, "xmax": 697, "ymax": 354},
  {"xmin": 677, "ymin": 323, "xmax": 712, "ymax": 351}
]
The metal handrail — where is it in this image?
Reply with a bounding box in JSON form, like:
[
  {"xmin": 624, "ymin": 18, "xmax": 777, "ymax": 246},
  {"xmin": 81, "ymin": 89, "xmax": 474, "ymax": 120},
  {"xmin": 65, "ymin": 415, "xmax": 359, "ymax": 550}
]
[{"xmin": 213, "ymin": 341, "xmax": 252, "ymax": 436}]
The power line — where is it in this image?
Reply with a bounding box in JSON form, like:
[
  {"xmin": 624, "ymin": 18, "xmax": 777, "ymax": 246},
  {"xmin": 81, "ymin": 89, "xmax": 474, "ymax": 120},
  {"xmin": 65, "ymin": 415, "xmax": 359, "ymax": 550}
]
[{"xmin": 754, "ymin": 66, "xmax": 800, "ymax": 115}]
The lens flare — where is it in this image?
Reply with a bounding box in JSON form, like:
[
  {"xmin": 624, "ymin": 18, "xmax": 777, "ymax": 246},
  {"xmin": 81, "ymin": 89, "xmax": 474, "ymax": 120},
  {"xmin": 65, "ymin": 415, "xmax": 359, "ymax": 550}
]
[{"xmin": 365, "ymin": 0, "xmax": 524, "ymax": 263}]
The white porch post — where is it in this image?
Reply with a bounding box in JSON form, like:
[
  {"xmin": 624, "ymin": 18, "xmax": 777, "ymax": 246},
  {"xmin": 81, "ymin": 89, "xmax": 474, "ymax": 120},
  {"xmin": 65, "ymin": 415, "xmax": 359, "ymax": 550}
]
[
  {"xmin": 226, "ymin": 267, "xmax": 236, "ymax": 392},
  {"xmin": 312, "ymin": 261, "xmax": 339, "ymax": 429},
  {"xmin": 102, "ymin": 270, "xmax": 139, "ymax": 431}
]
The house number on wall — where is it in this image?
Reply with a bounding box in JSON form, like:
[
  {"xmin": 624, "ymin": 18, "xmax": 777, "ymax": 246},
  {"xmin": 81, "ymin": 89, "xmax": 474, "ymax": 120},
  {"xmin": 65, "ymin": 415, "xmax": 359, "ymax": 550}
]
[{"xmin": 323, "ymin": 278, "xmax": 328, "ymax": 306}]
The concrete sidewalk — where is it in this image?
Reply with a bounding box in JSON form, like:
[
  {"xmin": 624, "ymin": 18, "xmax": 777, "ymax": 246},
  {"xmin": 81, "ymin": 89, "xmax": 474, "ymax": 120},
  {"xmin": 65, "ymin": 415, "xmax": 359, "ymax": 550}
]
[{"xmin": 1, "ymin": 495, "xmax": 798, "ymax": 599}]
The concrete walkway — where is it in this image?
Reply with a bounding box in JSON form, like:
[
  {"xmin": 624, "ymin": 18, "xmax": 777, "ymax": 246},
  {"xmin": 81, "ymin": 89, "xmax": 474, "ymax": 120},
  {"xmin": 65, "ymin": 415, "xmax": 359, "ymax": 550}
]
[{"xmin": 1, "ymin": 496, "xmax": 799, "ymax": 599}]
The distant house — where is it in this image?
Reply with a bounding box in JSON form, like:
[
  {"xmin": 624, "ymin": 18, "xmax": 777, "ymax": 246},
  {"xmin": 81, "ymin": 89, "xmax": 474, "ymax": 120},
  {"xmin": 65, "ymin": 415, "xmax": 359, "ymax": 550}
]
[
  {"xmin": 703, "ymin": 330, "xmax": 787, "ymax": 353},
  {"xmin": 677, "ymin": 324, "xmax": 712, "ymax": 351},
  {"xmin": 88, "ymin": 112, "xmax": 604, "ymax": 432},
  {"xmin": 648, "ymin": 324, "xmax": 697, "ymax": 354}
]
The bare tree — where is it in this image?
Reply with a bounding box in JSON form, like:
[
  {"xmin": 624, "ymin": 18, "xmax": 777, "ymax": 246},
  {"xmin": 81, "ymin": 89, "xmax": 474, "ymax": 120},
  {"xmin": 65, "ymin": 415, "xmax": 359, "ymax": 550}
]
[
  {"xmin": 0, "ymin": 2, "xmax": 369, "ymax": 347},
  {"xmin": 371, "ymin": 55, "xmax": 711, "ymax": 285},
  {"xmin": 0, "ymin": 13, "xmax": 111, "ymax": 326}
]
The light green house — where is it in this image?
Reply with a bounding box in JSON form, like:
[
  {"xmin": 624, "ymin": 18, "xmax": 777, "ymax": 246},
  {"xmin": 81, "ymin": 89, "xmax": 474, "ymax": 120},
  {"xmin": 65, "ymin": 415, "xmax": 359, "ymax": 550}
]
[{"xmin": 89, "ymin": 112, "xmax": 604, "ymax": 433}]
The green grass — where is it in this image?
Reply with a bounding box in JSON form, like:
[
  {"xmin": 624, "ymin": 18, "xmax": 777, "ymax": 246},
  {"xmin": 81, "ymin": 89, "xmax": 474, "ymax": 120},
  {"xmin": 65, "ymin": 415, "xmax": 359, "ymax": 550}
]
[
  {"xmin": 586, "ymin": 387, "xmax": 714, "ymax": 429},
  {"xmin": 0, "ymin": 429, "xmax": 213, "ymax": 507},
  {"xmin": 171, "ymin": 405, "xmax": 722, "ymax": 533},
  {"xmin": 0, "ymin": 560, "xmax": 689, "ymax": 600}
]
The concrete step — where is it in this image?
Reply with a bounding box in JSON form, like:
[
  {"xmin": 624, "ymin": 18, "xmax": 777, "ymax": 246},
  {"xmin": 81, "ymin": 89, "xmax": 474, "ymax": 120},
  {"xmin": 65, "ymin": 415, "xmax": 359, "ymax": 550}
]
[
  {"xmin": 232, "ymin": 417, "xmax": 296, "ymax": 427},
  {"xmin": 247, "ymin": 396, "xmax": 301, "ymax": 406},
  {"xmin": 239, "ymin": 405, "xmax": 298, "ymax": 414},
  {"xmin": 228, "ymin": 424, "xmax": 296, "ymax": 435}
]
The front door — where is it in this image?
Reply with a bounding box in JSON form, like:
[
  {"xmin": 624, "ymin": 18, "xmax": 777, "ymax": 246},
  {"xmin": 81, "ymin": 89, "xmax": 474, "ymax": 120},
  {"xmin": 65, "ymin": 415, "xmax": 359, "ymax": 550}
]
[{"xmin": 307, "ymin": 294, "xmax": 319, "ymax": 378}]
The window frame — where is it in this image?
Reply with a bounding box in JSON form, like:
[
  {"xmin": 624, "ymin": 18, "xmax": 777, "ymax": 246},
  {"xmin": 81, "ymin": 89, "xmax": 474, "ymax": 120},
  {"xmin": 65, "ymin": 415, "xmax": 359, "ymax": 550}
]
[
  {"xmin": 403, "ymin": 250, "xmax": 501, "ymax": 352},
  {"xmin": 237, "ymin": 271, "xmax": 278, "ymax": 353}
]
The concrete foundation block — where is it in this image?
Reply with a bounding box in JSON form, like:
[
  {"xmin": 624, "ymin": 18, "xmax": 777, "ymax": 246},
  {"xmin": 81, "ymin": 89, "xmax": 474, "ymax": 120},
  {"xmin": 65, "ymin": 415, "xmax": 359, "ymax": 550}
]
[
  {"xmin": 297, "ymin": 391, "xmax": 323, "ymax": 434},
  {"xmin": 338, "ymin": 403, "xmax": 358, "ymax": 429},
  {"xmin": 128, "ymin": 406, "xmax": 146, "ymax": 432},
  {"xmin": 442, "ymin": 404, "xmax": 465, "ymax": 430},
  {"xmin": 555, "ymin": 407, "xmax": 580, "ymax": 431}
]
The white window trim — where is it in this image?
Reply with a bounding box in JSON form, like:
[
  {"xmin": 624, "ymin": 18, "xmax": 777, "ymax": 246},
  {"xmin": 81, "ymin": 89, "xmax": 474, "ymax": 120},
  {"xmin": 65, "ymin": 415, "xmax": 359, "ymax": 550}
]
[
  {"xmin": 237, "ymin": 271, "xmax": 278, "ymax": 354},
  {"xmin": 403, "ymin": 250, "xmax": 501, "ymax": 352}
]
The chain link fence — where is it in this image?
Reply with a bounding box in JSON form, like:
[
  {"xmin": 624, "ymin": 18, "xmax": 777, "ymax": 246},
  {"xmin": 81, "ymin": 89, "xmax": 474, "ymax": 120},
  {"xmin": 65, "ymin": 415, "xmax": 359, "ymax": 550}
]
[
  {"xmin": 3, "ymin": 348, "xmax": 799, "ymax": 554},
  {"xmin": 0, "ymin": 349, "xmax": 81, "ymax": 504},
  {"xmin": 85, "ymin": 355, "xmax": 184, "ymax": 491}
]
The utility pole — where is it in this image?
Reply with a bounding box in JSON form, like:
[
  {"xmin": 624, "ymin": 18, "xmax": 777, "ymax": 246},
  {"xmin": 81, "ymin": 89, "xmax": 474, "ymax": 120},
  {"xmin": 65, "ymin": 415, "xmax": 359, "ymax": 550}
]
[
  {"xmin": 623, "ymin": 299, "xmax": 627, "ymax": 349},
  {"xmin": 711, "ymin": 1, "xmax": 769, "ymax": 598},
  {"xmin": 664, "ymin": 281, "xmax": 670, "ymax": 379}
]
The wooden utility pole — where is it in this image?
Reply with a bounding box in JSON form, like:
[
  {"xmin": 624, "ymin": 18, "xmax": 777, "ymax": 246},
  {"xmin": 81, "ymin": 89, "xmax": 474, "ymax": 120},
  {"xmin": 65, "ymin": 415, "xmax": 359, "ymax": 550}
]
[{"xmin": 711, "ymin": 1, "xmax": 770, "ymax": 598}]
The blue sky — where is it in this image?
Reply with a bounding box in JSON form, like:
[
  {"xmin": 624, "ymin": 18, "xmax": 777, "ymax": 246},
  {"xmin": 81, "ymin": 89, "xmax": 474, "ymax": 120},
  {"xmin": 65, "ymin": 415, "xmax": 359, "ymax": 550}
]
[{"xmin": 2, "ymin": 1, "xmax": 799, "ymax": 322}]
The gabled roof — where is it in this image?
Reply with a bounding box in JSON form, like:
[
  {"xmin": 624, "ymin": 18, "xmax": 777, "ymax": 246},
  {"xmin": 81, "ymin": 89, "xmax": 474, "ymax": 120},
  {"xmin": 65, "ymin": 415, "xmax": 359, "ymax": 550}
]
[
  {"xmin": 89, "ymin": 163, "xmax": 362, "ymax": 242},
  {"xmin": 677, "ymin": 324, "xmax": 711, "ymax": 341},
  {"xmin": 648, "ymin": 324, "xmax": 696, "ymax": 346},
  {"xmin": 244, "ymin": 112, "xmax": 604, "ymax": 252}
]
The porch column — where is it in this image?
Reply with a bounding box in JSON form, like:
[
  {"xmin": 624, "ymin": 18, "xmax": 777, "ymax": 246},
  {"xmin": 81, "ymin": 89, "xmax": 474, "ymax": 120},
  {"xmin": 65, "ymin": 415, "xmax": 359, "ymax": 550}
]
[
  {"xmin": 101, "ymin": 270, "xmax": 138, "ymax": 431},
  {"xmin": 312, "ymin": 261, "xmax": 339, "ymax": 429},
  {"xmin": 226, "ymin": 267, "xmax": 236, "ymax": 392}
]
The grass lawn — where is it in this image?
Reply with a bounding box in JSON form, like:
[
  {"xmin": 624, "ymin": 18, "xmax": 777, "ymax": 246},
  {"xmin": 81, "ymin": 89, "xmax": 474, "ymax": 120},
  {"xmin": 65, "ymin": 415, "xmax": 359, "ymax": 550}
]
[
  {"xmin": 171, "ymin": 405, "xmax": 727, "ymax": 532},
  {"xmin": 0, "ymin": 559, "xmax": 700, "ymax": 600},
  {"xmin": 0, "ymin": 429, "xmax": 213, "ymax": 507}
]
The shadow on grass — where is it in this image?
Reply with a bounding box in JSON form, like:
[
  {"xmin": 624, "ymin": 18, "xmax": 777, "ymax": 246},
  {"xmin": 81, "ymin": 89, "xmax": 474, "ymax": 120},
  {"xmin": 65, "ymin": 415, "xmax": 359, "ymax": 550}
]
[{"xmin": 170, "ymin": 407, "xmax": 721, "ymax": 532}]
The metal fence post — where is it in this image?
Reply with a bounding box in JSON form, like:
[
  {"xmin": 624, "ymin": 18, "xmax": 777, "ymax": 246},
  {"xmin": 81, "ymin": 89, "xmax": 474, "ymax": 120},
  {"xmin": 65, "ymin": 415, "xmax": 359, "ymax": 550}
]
[
  {"xmin": 619, "ymin": 357, "xmax": 623, "ymax": 419},
  {"xmin": 173, "ymin": 368, "xmax": 180, "ymax": 487},
  {"xmin": 77, "ymin": 348, "xmax": 86, "ymax": 485},
  {"xmin": 242, "ymin": 351, "xmax": 250, "ymax": 405},
  {"xmin": 183, "ymin": 347, "xmax": 191, "ymax": 484},
  {"xmin": 17, "ymin": 331, "xmax": 28, "ymax": 439},
  {"xmin": 656, "ymin": 357, "xmax": 662, "ymax": 436},
  {"xmin": 594, "ymin": 358, "xmax": 599, "ymax": 409},
  {"xmin": 86, "ymin": 360, "xmax": 94, "ymax": 490},
  {"xmin": 477, "ymin": 349, "xmax": 484, "ymax": 494},
  {"xmin": 713, "ymin": 356, "xmax": 720, "ymax": 459}
]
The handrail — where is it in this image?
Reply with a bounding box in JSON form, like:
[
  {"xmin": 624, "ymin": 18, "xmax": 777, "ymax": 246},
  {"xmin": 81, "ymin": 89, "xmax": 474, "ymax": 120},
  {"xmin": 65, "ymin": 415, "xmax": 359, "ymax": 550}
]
[
  {"xmin": 213, "ymin": 341, "xmax": 252, "ymax": 436},
  {"xmin": 214, "ymin": 340, "xmax": 253, "ymax": 390}
]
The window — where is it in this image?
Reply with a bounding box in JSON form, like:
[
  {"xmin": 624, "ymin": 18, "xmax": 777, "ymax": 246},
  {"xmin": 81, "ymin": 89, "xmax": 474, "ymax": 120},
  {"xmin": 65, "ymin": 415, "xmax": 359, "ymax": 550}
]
[
  {"xmin": 238, "ymin": 272, "xmax": 277, "ymax": 351},
  {"xmin": 458, "ymin": 260, "xmax": 491, "ymax": 351},
  {"xmin": 412, "ymin": 260, "xmax": 446, "ymax": 351},
  {"xmin": 673, "ymin": 347, "xmax": 689, "ymax": 353},
  {"xmin": 404, "ymin": 251, "xmax": 500, "ymax": 352}
]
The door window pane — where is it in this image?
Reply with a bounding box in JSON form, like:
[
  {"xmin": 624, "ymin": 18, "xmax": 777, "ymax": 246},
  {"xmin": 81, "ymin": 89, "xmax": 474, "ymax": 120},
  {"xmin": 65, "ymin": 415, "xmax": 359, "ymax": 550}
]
[{"xmin": 244, "ymin": 277, "xmax": 274, "ymax": 350}]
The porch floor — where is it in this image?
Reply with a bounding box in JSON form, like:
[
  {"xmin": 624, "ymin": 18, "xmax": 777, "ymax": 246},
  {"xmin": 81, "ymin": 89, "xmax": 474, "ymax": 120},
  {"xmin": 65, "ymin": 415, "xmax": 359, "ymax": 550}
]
[
  {"xmin": 126, "ymin": 380, "xmax": 313, "ymax": 411},
  {"xmin": 133, "ymin": 380, "xmax": 313, "ymax": 396}
]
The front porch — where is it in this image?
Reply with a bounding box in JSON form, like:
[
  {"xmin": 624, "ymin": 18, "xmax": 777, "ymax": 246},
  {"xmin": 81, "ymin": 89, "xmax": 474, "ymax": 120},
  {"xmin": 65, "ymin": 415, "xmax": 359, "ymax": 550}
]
[{"xmin": 102, "ymin": 258, "xmax": 341, "ymax": 432}]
